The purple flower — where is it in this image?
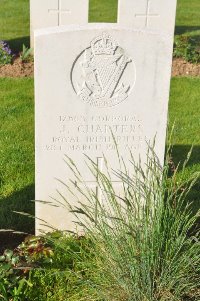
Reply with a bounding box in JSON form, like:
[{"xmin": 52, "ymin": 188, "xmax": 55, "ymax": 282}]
[
  {"xmin": 0, "ymin": 40, "xmax": 13, "ymax": 65},
  {"xmin": 0, "ymin": 40, "xmax": 12, "ymax": 55}
]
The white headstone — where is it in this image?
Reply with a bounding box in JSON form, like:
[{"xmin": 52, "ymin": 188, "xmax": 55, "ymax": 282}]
[
  {"xmin": 118, "ymin": 0, "xmax": 177, "ymax": 35},
  {"xmin": 35, "ymin": 12, "xmax": 176, "ymax": 233},
  {"xmin": 30, "ymin": 0, "xmax": 89, "ymax": 47}
]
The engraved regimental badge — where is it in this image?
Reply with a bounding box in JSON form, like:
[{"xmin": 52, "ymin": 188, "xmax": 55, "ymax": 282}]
[{"xmin": 71, "ymin": 33, "xmax": 136, "ymax": 108}]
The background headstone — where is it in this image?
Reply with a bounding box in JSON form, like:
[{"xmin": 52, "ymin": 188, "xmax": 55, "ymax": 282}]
[
  {"xmin": 30, "ymin": 0, "xmax": 89, "ymax": 47},
  {"xmin": 118, "ymin": 0, "xmax": 177, "ymax": 35},
  {"xmin": 35, "ymin": 19, "xmax": 176, "ymax": 233}
]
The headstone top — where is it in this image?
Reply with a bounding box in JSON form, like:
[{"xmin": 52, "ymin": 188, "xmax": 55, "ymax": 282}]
[
  {"xmin": 48, "ymin": 0, "xmax": 72, "ymax": 26},
  {"xmin": 118, "ymin": 0, "xmax": 177, "ymax": 35},
  {"xmin": 34, "ymin": 23, "xmax": 172, "ymax": 37},
  {"xmin": 134, "ymin": 0, "xmax": 160, "ymax": 28},
  {"xmin": 30, "ymin": 0, "xmax": 89, "ymax": 47}
]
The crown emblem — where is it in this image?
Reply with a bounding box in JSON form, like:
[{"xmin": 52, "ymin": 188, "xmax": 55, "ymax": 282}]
[{"xmin": 91, "ymin": 33, "xmax": 118, "ymax": 56}]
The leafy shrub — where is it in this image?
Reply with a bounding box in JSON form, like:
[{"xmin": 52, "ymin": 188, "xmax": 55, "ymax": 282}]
[
  {"xmin": 0, "ymin": 248, "xmax": 32, "ymax": 300},
  {"xmin": 173, "ymin": 35, "xmax": 200, "ymax": 63},
  {"xmin": 16, "ymin": 235, "xmax": 54, "ymax": 265},
  {"xmin": 24, "ymin": 233, "xmax": 98, "ymax": 301},
  {"xmin": 20, "ymin": 44, "xmax": 33, "ymax": 63},
  {"xmin": 0, "ymin": 41, "xmax": 13, "ymax": 65},
  {"xmin": 0, "ymin": 233, "xmax": 97, "ymax": 301},
  {"xmin": 0, "ymin": 236, "xmax": 55, "ymax": 300}
]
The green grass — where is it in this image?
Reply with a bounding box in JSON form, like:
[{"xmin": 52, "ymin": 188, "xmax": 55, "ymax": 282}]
[
  {"xmin": 0, "ymin": 77, "xmax": 199, "ymax": 232},
  {"xmin": 89, "ymin": 0, "xmax": 118, "ymax": 23},
  {"xmin": 169, "ymin": 77, "xmax": 200, "ymax": 174},
  {"xmin": 0, "ymin": 0, "xmax": 199, "ymax": 52},
  {"xmin": 0, "ymin": 0, "xmax": 30, "ymax": 52},
  {"xmin": 169, "ymin": 78, "xmax": 200, "ymax": 212},
  {"xmin": 0, "ymin": 78, "xmax": 34, "ymax": 232},
  {"xmin": 175, "ymin": 0, "xmax": 200, "ymax": 36},
  {"xmin": 169, "ymin": 77, "xmax": 200, "ymax": 146}
]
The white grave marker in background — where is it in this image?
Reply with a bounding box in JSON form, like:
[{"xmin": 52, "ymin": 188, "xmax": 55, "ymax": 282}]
[
  {"xmin": 35, "ymin": 1, "xmax": 177, "ymax": 234},
  {"xmin": 118, "ymin": 0, "xmax": 177, "ymax": 34},
  {"xmin": 30, "ymin": 0, "xmax": 89, "ymax": 47}
]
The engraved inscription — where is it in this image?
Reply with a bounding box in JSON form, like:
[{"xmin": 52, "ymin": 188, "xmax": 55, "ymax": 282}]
[
  {"xmin": 135, "ymin": 0, "xmax": 160, "ymax": 27},
  {"xmin": 45, "ymin": 115, "xmax": 143, "ymax": 153},
  {"xmin": 71, "ymin": 33, "xmax": 136, "ymax": 108}
]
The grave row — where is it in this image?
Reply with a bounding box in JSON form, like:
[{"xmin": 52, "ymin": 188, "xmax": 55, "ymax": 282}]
[{"xmin": 30, "ymin": 0, "xmax": 176, "ymax": 46}]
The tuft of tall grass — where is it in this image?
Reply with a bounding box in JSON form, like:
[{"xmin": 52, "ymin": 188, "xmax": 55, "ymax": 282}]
[{"xmin": 61, "ymin": 145, "xmax": 200, "ymax": 301}]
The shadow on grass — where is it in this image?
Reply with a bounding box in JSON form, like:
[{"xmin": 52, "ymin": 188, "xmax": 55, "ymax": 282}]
[
  {"xmin": 170, "ymin": 145, "xmax": 200, "ymax": 167},
  {"xmin": 168, "ymin": 145, "xmax": 200, "ymax": 214},
  {"xmin": 6, "ymin": 36, "xmax": 30, "ymax": 54},
  {"xmin": 175, "ymin": 25, "xmax": 200, "ymax": 35},
  {"xmin": 0, "ymin": 232, "xmax": 28, "ymax": 254},
  {"xmin": 6, "ymin": 27, "xmax": 200, "ymax": 52},
  {"xmin": 0, "ymin": 184, "xmax": 35, "ymax": 234}
]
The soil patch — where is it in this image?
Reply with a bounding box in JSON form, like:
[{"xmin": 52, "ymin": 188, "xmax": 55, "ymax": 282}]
[
  {"xmin": 0, "ymin": 57, "xmax": 34, "ymax": 78},
  {"xmin": 0, "ymin": 57, "xmax": 200, "ymax": 78},
  {"xmin": 172, "ymin": 58, "xmax": 200, "ymax": 77}
]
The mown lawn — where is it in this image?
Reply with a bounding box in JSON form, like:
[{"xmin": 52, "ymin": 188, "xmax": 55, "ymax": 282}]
[
  {"xmin": 0, "ymin": 77, "xmax": 199, "ymax": 231},
  {"xmin": 0, "ymin": 0, "xmax": 30, "ymax": 52},
  {"xmin": 0, "ymin": 78, "xmax": 34, "ymax": 232},
  {"xmin": 175, "ymin": 0, "xmax": 200, "ymax": 36},
  {"xmin": 169, "ymin": 78, "xmax": 200, "ymax": 213},
  {"xmin": 0, "ymin": 0, "xmax": 199, "ymax": 51},
  {"xmin": 89, "ymin": 0, "xmax": 117, "ymax": 22}
]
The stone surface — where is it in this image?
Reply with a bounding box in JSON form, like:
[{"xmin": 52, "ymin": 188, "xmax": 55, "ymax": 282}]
[
  {"xmin": 35, "ymin": 23, "xmax": 175, "ymax": 234},
  {"xmin": 118, "ymin": 0, "xmax": 177, "ymax": 35},
  {"xmin": 30, "ymin": 0, "xmax": 89, "ymax": 47}
]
